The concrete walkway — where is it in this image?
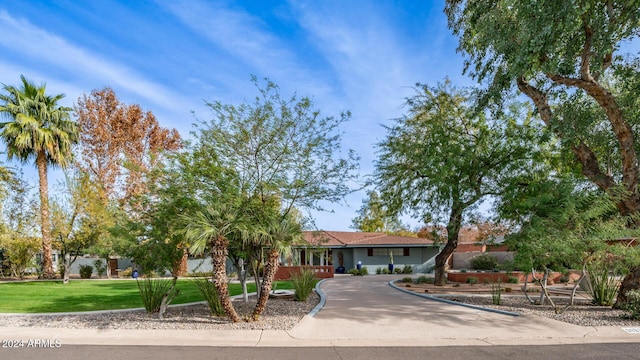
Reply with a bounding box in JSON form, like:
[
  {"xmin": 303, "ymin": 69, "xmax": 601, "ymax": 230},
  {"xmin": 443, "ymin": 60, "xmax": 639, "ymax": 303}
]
[{"xmin": 1, "ymin": 275, "xmax": 639, "ymax": 347}]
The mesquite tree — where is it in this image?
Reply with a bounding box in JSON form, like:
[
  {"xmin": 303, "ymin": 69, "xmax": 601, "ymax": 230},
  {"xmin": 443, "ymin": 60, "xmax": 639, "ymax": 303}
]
[
  {"xmin": 375, "ymin": 81, "xmax": 542, "ymax": 285},
  {"xmin": 446, "ymin": 0, "xmax": 640, "ymax": 304}
]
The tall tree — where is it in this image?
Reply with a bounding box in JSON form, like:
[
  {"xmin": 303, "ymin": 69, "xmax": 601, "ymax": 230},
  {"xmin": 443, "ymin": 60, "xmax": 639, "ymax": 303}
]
[
  {"xmin": 351, "ymin": 190, "xmax": 407, "ymax": 233},
  {"xmin": 74, "ymin": 87, "xmax": 181, "ymax": 207},
  {"xmin": 375, "ymin": 81, "xmax": 542, "ymax": 285},
  {"xmin": 445, "ymin": 0, "xmax": 640, "ymax": 303},
  {"xmin": 74, "ymin": 87, "xmax": 181, "ymax": 276},
  {"xmin": 187, "ymin": 76, "xmax": 359, "ymax": 320},
  {"xmin": 0, "ymin": 75, "xmax": 78, "ymax": 278},
  {"xmin": 198, "ymin": 76, "xmax": 360, "ymax": 217},
  {"xmin": 51, "ymin": 171, "xmax": 108, "ymax": 283}
]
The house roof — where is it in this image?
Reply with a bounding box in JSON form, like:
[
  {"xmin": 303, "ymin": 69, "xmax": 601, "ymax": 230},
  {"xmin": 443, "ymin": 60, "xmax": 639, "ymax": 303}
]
[{"xmin": 303, "ymin": 231, "xmax": 436, "ymax": 247}]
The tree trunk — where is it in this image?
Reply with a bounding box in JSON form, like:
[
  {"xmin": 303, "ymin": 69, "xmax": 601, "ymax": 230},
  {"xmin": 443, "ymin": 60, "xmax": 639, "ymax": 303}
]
[
  {"xmin": 614, "ymin": 266, "xmax": 640, "ymax": 309},
  {"xmin": 158, "ymin": 276, "xmax": 179, "ymax": 320},
  {"xmin": 172, "ymin": 247, "xmax": 188, "ymax": 277},
  {"xmin": 63, "ymin": 254, "xmax": 71, "ymax": 284},
  {"xmin": 36, "ymin": 151, "xmax": 55, "ymax": 279},
  {"xmin": 434, "ymin": 200, "xmax": 463, "ymax": 286},
  {"xmin": 252, "ymin": 249, "xmax": 279, "ymax": 320},
  {"xmin": 105, "ymin": 257, "xmax": 112, "ymax": 279},
  {"xmin": 211, "ymin": 236, "xmax": 241, "ymax": 322}
]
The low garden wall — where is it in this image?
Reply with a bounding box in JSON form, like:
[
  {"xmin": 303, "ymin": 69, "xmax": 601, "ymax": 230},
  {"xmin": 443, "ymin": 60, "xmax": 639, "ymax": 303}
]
[{"xmin": 447, "ymin": 270, "xmax": 583, "ymax": 284}]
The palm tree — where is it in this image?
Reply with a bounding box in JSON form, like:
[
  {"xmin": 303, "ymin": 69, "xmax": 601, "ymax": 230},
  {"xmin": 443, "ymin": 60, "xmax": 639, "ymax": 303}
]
[
  {"xmin": 251, "ymin": 213, "xmax": 302, "ymax": 320},
  {"xmin": 182, "ymin": 203, "xmax": 242, "ymax": 322},
  {"xmin": 0, "ymin": 75, "xmax": 78, "ymax": 278}
]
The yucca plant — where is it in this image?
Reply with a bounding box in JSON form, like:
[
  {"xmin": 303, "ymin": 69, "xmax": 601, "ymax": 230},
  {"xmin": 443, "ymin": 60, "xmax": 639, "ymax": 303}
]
[
  {"xmin": 136, "ymin": 276, "xmax": 179, "ymax": 319},
  {"xmin": 587, "ymin": 262, "xmax": 620, "ymax": 306},
  {"xmin": 291, "ymin": 267, "xmax": 318, "ymax": 302},
  {"xmin": 491, "ymin": 280, "xmax": 502, "ymax": 305},
  {"xmin": 193, "ymin": 276, "xmax": 224, "ymax": 316}
]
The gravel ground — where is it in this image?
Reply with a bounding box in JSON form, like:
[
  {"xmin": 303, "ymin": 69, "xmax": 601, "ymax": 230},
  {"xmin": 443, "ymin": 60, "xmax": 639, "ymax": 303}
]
[
  {"xmin": 0, "ymin": 293, "xmax": 320, "ymax": 330},
  {"xmin": 436, "ymin": 294, "xmax": 640, "ymax": 327}
]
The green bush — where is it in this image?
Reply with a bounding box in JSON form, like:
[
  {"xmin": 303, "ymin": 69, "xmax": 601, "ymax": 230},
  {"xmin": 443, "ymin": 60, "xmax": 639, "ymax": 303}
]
[
  {"xmin": 401, "ymin": 277, "xmax": 413, "ymax": 283},
  {"xmin": 587, "ymin": 263, "xmax": 620, "ymax": 306},
  {"xmin": 470, "ymin": 254, "xmax": 499, "ymax": 271},
  {"xmin": 491, "ymin": 282, "xmax": 502, "ymax": 305},
  {"xmin": 402, "ymin": 265, "xmax": 413, "ymax": 274},
  {"xmin": 291, "ymin": 267, "xmax": 318, "ymax": 301},
  {"xmin": 79, "ymin": 264, "xmax": 93, "ymax": 279},
  {"xmin": 416, "ymin": 275, "xmax": 434, "ymax": 284},
  {"xmin": 507, "ymin": 276, "xmax": 519, "ymax": 284},
  {"xmin": 466, "ymin": 277, "xmax": 479, "ymax": 285},
  {"xmin": 193, "ymin": 277, "xmax": 224, "ymax": 316},
  {"xmin": 394, "ymin": 267, "xmax": 403, "ymax": 274},
  {"xmin": 622, "ymin": 290, "xmax": 640, "ymax": 320},
  {"xmin": 136, "ymin": 277, "xmax": 179, "ymax": 314},
  {"xmin": 375, "ymin": 267, "xmax": 384, "ymax": 274},
  {"xmin": 93, "ymin": 260, "xmax": 107, "ymax": 277},
  {"xmin": 119, "ymin": 267, "xmax": 132, "ymax": 277},
  {"xmin": 348, "ymin": 267, "xmax": 368, "ymax": 276}
]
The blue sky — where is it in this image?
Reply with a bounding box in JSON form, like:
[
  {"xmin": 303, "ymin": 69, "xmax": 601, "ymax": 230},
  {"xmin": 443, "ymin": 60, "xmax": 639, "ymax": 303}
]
[{"xmin": 0, "ymin": 0, "xmax": 473, "ymax": 231}]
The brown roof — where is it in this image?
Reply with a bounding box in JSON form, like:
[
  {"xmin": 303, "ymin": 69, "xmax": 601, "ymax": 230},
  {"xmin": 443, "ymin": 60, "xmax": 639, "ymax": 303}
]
[{"xmin": 302, "ymin": 231, "xmax": 435, "ymax": 247}]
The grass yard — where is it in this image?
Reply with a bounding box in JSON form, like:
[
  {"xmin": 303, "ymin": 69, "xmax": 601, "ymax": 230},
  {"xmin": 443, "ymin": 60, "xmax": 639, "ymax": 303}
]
[{"xmin": 0, "ymin": 278, "xmax": 292, "ymax": 313}]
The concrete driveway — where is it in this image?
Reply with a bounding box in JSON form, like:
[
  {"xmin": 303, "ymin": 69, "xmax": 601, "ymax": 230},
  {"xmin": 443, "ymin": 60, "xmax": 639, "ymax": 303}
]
[{"xmin": 289, "ymin": 275, "xmax": 638, "ymax": 346}]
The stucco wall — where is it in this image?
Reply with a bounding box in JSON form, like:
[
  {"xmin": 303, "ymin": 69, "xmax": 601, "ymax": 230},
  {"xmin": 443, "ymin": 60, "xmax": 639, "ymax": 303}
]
[{"xmin": 451, "ymin": 251, "xmax": 514, "ymax": 270}]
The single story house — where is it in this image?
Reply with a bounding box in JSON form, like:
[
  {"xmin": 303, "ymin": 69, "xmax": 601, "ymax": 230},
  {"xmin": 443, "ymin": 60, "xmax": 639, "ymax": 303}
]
[{"xmin": 289, "ymin": 231, "xmax": 441, "ymax": 274}]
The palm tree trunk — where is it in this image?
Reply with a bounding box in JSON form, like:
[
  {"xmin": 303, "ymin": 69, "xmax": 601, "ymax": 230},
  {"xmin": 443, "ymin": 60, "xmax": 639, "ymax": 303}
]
[
  {"xmin": 36, "ymin": 151, "xmax": 55, "ymax": 279},
  {"xmin": 211, "ymin": 235, "xmax": 241, "ymax": 322},
  {"xmin": 252, "ymin": 249, "xmax": 279, "ymax": 320},
  {"xmin": 172, "ymin": 247, "xmax": 189, "ymax": 276}
]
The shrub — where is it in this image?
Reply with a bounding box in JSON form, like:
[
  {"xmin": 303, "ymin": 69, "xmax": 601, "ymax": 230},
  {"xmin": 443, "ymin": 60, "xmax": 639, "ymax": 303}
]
[
  {"xmin": 402, "ymin": 265, "xmax": 413, "ymax": 274},
  {"xmin": 491, "ymin": 282, "xmax": 502, "ymax": 305},
  {"xmin": 507, "ymin": 276, "xmax": 519, "ymax": 284},
  {"xmin": 189, "ymin": 271, "xmax": 213, "ymax": 277},
  {"xmin": 416, "ymin": 275, "xmax": 434, "ymax": 284},
  {"xmin": 466, "ymin": 277, "xmax": 479, "ymax": 285},
  {"xmin": 587, "ymin": 262, "xmax": 620, "ymax": 306},
  {"xmin": 375, "ymin": 267, "xmax": 384, "ymax": 274},
  {"xmin": 394, "ymin": 267, "xmax": 403, "ymax": 274},
  {"xmin": 93, "ymin": 260, "xmax": 107, "ymax": 277},
  {"xmin": 119, "ymin": 267, "xmax": 132, "ymax": 277},
  {"xmin": 470, "ymin": 254, "xmax": 499, "ymax": 271},
  {"xmin": 193, "ymin": 277, "xmax": 224, "ymax": 316},
  {"xmin": 291, "ymin": 267, "xmax": 318, "ymax": 301},
  {"xmin": 79, "ymin": 264, "xmax": 93, "ymax": 279},
  {"xmin": 622, "ymin": 290, "xmax": 640, "ymax": 320},
  {"xmin": 348, "ymin": 267, "xmax": 368, "ymax": 276},
  {"xmin": 401, "ymin": 277, "xmax": 413, "ymax": 283},
  {"xmin": 136, "ymin": 277, "xmax": 180, "ymax": 318}
]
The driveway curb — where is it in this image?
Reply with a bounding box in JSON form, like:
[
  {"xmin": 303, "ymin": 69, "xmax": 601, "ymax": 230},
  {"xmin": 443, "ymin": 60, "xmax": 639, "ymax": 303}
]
[{"xmin": 389, "ymin": 280, "xmax": 520, "ymax": 317}]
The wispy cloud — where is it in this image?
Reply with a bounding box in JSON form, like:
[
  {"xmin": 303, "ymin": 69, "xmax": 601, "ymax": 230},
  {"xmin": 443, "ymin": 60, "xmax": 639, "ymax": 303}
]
[
  {"xmin": 0, "ymin": 9, "xmax": 188, "ymax": 112},
  {"xmin": 159, "ymin": 0, "xmax": 315, "ymax": 92}
]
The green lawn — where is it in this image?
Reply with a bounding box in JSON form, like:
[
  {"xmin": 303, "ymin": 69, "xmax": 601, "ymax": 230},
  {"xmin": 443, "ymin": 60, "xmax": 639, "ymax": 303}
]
[{"xmin": 0, "ymin": 279, "xmax": 292, "ymax": 313}]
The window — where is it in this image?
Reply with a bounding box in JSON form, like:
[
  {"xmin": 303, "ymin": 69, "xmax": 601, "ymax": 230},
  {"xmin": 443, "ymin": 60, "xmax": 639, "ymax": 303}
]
[{"xmin": 368, "ymin": 248, "xmax": 410, "ymax": 256}]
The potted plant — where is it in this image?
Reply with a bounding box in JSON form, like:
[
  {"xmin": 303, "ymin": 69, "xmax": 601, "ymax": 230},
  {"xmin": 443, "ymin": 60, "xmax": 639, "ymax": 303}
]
[{"xmin": 388, "ymin": 251, "xmax": 394, "ymax": 273}]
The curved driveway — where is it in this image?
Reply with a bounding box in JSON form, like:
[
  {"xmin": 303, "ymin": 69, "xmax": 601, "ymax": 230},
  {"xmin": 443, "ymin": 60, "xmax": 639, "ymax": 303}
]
[{"xmin": 289, "ymin": 275, "xmax": 634, "ymax": 346}]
